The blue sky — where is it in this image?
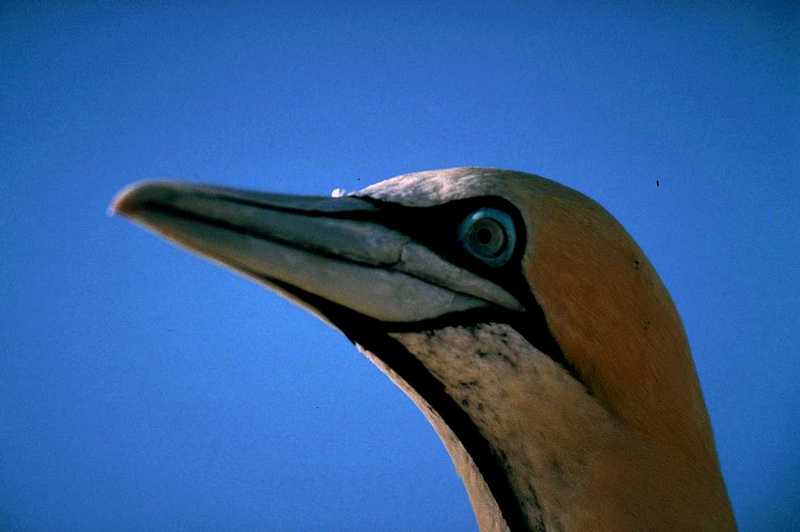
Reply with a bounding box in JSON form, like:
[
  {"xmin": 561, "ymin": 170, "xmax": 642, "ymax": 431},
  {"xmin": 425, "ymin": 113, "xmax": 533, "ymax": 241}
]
[{"xmin": 2, "ymin": 2, "xmax": 797, "ymax": 530}]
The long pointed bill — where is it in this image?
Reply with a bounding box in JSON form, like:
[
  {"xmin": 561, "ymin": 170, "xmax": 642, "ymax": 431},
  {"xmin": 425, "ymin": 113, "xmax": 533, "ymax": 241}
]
[{"xmin": 111, "ymin": 181, "xmax": 522, "ymax": 327}]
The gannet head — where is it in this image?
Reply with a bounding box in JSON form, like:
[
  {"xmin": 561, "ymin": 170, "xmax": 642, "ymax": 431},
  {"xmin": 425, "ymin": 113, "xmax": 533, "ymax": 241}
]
[{"xmin": 113, "ymin": 167, "xmax": 735, "ymax": 531}]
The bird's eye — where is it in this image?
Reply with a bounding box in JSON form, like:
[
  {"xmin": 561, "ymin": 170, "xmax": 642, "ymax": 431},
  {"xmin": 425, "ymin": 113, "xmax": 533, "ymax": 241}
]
[{"xmin": 458, "ymin": 208, "xmax": 516, "ymax": 267}]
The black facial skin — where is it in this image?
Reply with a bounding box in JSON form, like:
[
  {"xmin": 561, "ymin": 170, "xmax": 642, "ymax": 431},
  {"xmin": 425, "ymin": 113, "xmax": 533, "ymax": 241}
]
[{"xmin": 356, "ymin": 196, "xmax": 578, "ymax": 385}]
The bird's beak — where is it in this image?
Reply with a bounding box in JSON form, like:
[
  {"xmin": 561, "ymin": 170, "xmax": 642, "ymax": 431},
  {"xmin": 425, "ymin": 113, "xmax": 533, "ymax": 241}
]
[{"xmin": 111, "ymin": 181, "xmax": 522, "ymax": 328}]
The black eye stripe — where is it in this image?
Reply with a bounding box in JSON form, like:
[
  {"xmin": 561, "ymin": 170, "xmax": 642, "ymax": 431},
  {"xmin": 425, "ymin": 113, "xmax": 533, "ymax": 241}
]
[
  {"xmin": 354, "ymin": 195, "xmax": 583, "ymax": 390},
  {"xmin": 355, "ymin": 196, "xmax": 527, "ymax": 277}
]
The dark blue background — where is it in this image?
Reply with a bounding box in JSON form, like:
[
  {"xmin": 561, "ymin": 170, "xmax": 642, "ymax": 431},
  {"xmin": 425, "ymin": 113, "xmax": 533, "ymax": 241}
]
[{"xmin": 2, "ymin": 2, "xmax": 798, "ymax": 530}]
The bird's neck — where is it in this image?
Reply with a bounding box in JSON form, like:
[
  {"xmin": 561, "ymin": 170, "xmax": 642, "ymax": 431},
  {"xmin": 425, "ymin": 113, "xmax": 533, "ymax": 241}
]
[{"xmin": 381, "ymin": 323, "xmax": 735, "ymax": 532}]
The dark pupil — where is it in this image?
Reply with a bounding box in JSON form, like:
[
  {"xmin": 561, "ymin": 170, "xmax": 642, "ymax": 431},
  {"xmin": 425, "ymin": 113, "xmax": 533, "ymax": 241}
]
[{"xmin": 476, "ymin": 228, "xmax": 493, "ymax": 244}]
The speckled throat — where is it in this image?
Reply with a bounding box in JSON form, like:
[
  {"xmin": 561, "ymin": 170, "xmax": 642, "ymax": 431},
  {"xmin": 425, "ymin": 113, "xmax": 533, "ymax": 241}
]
[{"xmin": 388, "ymin": 323, "xmax": 616, "ymax": 532}]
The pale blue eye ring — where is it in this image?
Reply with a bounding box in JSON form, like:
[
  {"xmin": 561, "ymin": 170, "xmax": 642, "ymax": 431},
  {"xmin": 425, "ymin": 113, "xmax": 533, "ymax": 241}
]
[{"xmin": 458, "ymin": 208, "xmax": 516, "ymax": 267}]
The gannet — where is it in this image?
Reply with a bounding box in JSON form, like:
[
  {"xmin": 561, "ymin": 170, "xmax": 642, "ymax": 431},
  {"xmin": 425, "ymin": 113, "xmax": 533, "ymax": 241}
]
[{"xmin": 113, "ymin": 167, "xmax": 735, "ymax": 531}]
